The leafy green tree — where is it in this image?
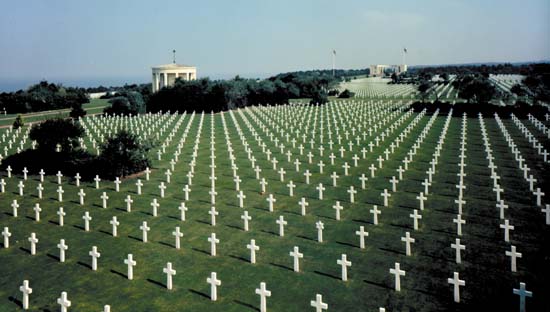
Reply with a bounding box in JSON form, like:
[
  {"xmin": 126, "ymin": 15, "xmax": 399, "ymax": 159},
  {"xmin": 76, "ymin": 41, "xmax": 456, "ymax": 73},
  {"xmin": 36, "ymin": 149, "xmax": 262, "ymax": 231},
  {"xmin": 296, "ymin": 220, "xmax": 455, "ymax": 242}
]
[
  {"xmin": 309, "ymin": 88, "xmax": 328, "ymax": 105},
  {"xmin": 70, "ymin": 103, "xmax": 87, "ymax": 119},
  {"xmin": 338, "ymin": 89, "xmax": 355, "ymax": 98},
  {"xmin": 12, "ymin": 114, "xmax": 24, "ymax": 129},
  {"xmin": 418, "ymin": 82, "xmax": 432, "ymax": 102},
  {"xmin": 99, "ymin": 130, "xmax": 152, "ymax": 178},
  {"xmin": 104, "ymin": 91, "xmax": 145, "ymax": 115},
  {"xmin": 29, "ymin": 118, "xmax": 84, "ymax": 152}
]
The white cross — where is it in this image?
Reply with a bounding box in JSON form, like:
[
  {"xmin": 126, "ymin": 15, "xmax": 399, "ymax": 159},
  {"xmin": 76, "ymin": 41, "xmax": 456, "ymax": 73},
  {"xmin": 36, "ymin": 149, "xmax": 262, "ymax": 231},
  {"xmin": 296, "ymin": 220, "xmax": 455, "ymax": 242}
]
[
  {"xmin": 247, "ymin": 239, "xmax": 260, "ymax": 264},
  {"xmin": 144, "ymin": 167, "xmax": 151, "ymax": 180},
  {"xmin": 287, "ymin": 180, "xmax": 296, "ymax": 196},
  {"xmin": 163, "ymin": 262, "xmax": 176, "ymax": 290},
  {"xmin": 304, "ymin": 170, "xmax": 312, "ymax": 184},
  {"xmin": 451, "ymin": 238, "xmax": 465, "ymax": 264},
  {"xmin": 28, "ymin": 233, "xmax": 38, "ymax": 255},
  {"xmin": 276, "ymin": 215, "xmax": 287, "ymax": 237},
  {"xmin": 289, "ymin": 246, "xmax": 304, "ymax": 272},
  {"xmin": 534, "ymin": 187, "xmax": 545, "ymax": 206},
  {"xmin": 82, "ymin": 211, "xmax": 92, "ymax": 232},
  {"xmin": 179, "ymin": 202, "xmax": 188, "ymax": 221},
  {"xmin": 359, "ymin": 174, "xmax": 368, "ymax": 189},
  {"xmin": 39, "ymin": 169, "xmax": 45, "ymax": 182},
  {"xmin": 172, "ymin": 227, "xmax": 183, "ymax": 249},
  {"xmin": 389, "ymin": 262, "xmax": 406, "ymax": 291},
  {"xmin": 342, "ymin": 162, "xmax": 350, "ymax": 175},
  {"xmin": 347, "ymin": 186, "xmax": 357, "ymax": 204},
  {"xmin": 57, "ymin": 207, "xmax": 65, "ymax": 226},
  {"xmin": 255, "ymin": 282, "xmax": 272, "ymax": 312},
  {"xmin": 57, "ymin": 186, "xmax": 64, "ymax": 202},
  {"xmin": 370, "ymin": 205, "xmax": 381, "ymax": 225},
  {"xmin": 234, "ymin": 176, "xmax": 242, "ymax": 190},
  {"xmin": 151, "ymin": 199, "xmax": 160, "ymax": 217},
  {"xmin": 110, "ymin": 216, "xmax": 119, "ymax": 237},
  {"xmin": 410, "ymin": 209, "xmax": 422, "ymax": 230},
  {"xmin": 542, "ymin": 204, "xmax": 550, "ymax": 225},
  {"xmin": 207, "ymin": 272, "xmax": 222, "ymax": 301},
  {"xmin": 165, "ymin": 169, "xmax": 172, "ymax": 183},
  {"xmin": 299, "ymin": 197, "xmax": 309, "ymax": 216},
  {"xmin": 125, "ymin": 195, "xmax": 133, "ymax": 212},
  {"xmin": 140, "ymin": 221, "xmax": 150, "ymax": 242},
  {"xmin": 100, "ymin": 192, "xmax": 109, "ymax": 209},
  {"xmin": 136, "ymin": 179, "xmax": 143, "ymax": 195},
  {"xmin": 78, "ymin": 189, "xmax": 86, "ymax": 205},
  {"xmin": 333, "ymin": 201, "xmax": 344, "ymax": 220},
  {"xmin": 124, "ymin": 254, "xmax": 136, "ymax": 280},
  {"xmin": 89, "ymin": 246, "xmax": 101, "ymax": 271},
  {"xmin": 56, "ymin": 171, "xmax": 63, "ymax": 184},
  {"xmin": 209, "ymin": 189, "xmax": 217, "ymax": 204},
  {"xmin": 381, "ymin": 189, "xmax": 391, "ymax": 206},
  {"xmin": 337, "ymin": 254, "xmax": 352, "ymax": 281},
  {"xmin": 35, "ymin": 183, "xmax": 43, "ymax": 198},
  {"xmin": 401, "ymin": 232, "xmax": 415, "ymax": 256},
  {"xmin": 208, "ymin": 233, "xmax": 219, "ymax": 256},
  {"xmin": 310, "ymin": 294, "xmax": 328, "ymax": 312},
  {"xmin": 2, "ymin": 227, "xmax": 11, "ymax": 248},
  {"xmin": 315, "ymin": 220, "xmax": 325, "ymax": 243},
  {"xmin": 260, "ymin": 178, "xmax": 268, "ymax": 193},
  {"xmin": 513, "ymin": 282, "xmax": 532, "ymax": 312},
  {"xmin": 209, "ymin": 206, "xmax": 218, "ymax": 226},
  {"xmin": 57, "ymin": 239, "xmax": 68, "ymax": 262},
  {"xmin": 369, "ymin": 164, "xmax": 377, "ymax": 177},
  {"xmin": 500, "ymin": 219, "xmax": 514, "ymax": 242},
  {"xmin": 74, "ymin": 173, "xmax": 81, "ymax": 187},
  {"xmin": 33, "ymin": 203, "xmax": 41, "ymax": 222},
  {"xmin": 355, "ymin": 226, "xmax": 368, "ymax": 249},
  {"xmin": 114, "ymin": 177, "xmax": 121, "ymax": 192},
  {"xmin": 267, "ymin": 194, "xmax": 276, "ymax": 212},
  {"xmin": 159, "ymin": 182, "xmax": 166, "ymax": 198},
  {"xmin": 57, "ymin": 292, "xmax": 71, "ymax": 312},
  {"xmin": 416, "ymin": 192, "xmax": 427, "ymax": 210},
  {"xmin": 17, "ymin": 180, "xmax": 24, "ymax": 196},
  {"xmin": 455, "ymin": 198, "xmax": 466, "ymax": 215},
  {"xmin": 20, "ymin": 279, "xmax": 32, "ymax": 310},
  {"xmin": 506, "ymin": 245, "xmax": 522, "ymax": 272},
  {"xmin": 453, "ymin": 214, "xmax": 466, "ymax": 236},
  {"xmin": 316, "ymin": 183, "xmax": 325, "ymax": 200},
  {"xmin": 241, "ymin": 211, "xmax": 251, "ymax": 231},
  {"xmin": 237, "ymin": 191, "xmax": 246, "ymax": 208},
  {"xmin": 182, "ymin": 184, "xmax": 191, "ymax": 200},
  {"xmin": 447, "ymin": 272, "xmax": 465, "ymax": 303},
  {"xmin": 94, "ymin": 175, "xmax": 101, "ymax": 189}
]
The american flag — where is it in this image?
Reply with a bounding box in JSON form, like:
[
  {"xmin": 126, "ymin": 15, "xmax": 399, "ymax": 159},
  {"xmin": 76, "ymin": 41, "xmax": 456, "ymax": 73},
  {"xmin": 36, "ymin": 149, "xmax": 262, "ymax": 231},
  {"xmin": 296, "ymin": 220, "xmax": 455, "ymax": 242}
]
[
  {"xmin": 403, "ymin": 48, "xmax": 408, "ymax": 53},
  {"xmin": 333, "ymin": 50, "xmax": 336, "ymax": 55}
]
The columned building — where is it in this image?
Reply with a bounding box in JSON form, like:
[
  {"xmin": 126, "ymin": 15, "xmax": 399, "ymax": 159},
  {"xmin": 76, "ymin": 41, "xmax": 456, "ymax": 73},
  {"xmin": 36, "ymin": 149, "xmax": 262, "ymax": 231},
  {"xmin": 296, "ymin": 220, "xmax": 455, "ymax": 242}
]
[
  {"xmin": 152, "ymin": 63, "xmax": 197, "ymax": 93},
  {"xmin": 369, "ymin": 64, "xmax": 407, "ymax": 77}
]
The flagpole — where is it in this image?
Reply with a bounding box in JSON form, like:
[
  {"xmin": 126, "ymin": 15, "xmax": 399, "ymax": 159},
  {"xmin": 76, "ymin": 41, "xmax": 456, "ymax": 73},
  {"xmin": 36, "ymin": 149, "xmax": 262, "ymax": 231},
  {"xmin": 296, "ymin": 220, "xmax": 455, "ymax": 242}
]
[{"xmin": 332, "ymin": 50, "xmax": 335, "ymax": 77}]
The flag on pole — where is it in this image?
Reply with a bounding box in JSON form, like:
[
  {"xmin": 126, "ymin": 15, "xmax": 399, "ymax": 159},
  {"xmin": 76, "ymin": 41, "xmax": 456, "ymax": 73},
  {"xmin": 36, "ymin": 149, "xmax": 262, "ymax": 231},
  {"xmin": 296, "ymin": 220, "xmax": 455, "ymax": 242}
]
[
  {"xmin": 333, "ymin": 49, "xmax": 336, "ymax": 55},
  {"xmin": 403, "ymin": 48, "xmax": 407, "ymax": 53}
]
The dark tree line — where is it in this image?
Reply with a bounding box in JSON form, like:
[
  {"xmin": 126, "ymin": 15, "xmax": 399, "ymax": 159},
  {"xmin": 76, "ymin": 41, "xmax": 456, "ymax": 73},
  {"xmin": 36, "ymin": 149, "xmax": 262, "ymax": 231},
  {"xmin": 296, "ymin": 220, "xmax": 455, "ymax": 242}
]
[
  {"xmin": 146, "ymin": 69, "xmax": 368, "ymax": 113},
  {"xmin": 0, "ymin": 81, "xmax": 88, "ymax": 114}
]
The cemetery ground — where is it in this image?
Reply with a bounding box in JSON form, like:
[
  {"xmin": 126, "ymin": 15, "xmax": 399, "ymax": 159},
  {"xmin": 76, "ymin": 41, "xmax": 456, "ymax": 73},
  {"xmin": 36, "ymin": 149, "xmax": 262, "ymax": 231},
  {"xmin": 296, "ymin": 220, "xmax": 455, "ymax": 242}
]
[
  {"xmin": 0, "ymin": 99, "xmax": 109, "ymax": 127},
  {"xmin": 0, "ymin": 92, "xmax": 549, "ymax": 311}
]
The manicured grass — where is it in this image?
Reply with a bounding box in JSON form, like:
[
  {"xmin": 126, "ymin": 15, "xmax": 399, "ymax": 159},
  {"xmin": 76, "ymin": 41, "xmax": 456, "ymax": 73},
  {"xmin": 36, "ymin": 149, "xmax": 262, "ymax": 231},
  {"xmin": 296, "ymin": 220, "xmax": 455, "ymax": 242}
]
[
  {"xmin": 0, "ymin": 99, "xmax": 109, "ymax": 127},
  {"xmin": 0, "ymin": 97, "xmax": 548, "ymax": 311}
]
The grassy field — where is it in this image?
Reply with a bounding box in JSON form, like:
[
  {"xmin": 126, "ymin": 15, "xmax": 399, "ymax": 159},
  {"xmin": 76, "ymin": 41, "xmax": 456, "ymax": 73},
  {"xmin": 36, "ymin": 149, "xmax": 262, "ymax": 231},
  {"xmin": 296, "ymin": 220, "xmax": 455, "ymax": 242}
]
[
  {"xmin": 0, "ymin": 99, "xmax": 109, "ymax": 127},
  {"xmin": 0, "ymin": 94, "xmax": 548, "ymax": 311}
]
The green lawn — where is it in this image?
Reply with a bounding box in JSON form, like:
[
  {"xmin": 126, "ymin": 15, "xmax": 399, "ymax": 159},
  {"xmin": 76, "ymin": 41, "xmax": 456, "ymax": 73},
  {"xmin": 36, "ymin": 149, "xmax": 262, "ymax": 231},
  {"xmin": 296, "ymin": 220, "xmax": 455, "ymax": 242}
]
[
  {"xmin": 0, "ymin": 99, "xmax": 109, "ymax": 127},
  {"xmin": 0, "ymin": 97, "xmax": 548, "ymax": 311}
]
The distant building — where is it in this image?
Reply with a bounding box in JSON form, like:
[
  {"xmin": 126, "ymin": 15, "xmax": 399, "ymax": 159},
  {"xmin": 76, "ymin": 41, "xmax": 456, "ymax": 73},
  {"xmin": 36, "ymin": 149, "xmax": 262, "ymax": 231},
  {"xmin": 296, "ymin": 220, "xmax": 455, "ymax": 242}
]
[
  {"xmin": 152, "ymin": 63, "xmax": 197, "ymax": 93},
  {"xmin": 369, "ymin": 64, "xmax": 407, "ymax": 77}
]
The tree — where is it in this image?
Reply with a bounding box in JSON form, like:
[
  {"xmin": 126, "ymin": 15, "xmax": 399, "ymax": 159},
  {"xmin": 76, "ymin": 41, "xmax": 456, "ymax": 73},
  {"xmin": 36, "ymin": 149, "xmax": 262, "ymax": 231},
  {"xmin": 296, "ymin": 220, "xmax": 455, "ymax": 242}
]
[
  {"xmin": 29, "ymin": 118, "xmax": 84, "ymax": 152},
  {"xmin": 338, "ymin": 89, "xmax": 355, "ymax": 98},
  {"xmin": 99, "ymin": 130, "xmax": 152, "ymax": 178},
  {"xmin": 70, "ymin": 102, "xmax": 86, "ymax": 119},
  {"xmin": 309, "ymin": 88, "xmax": 328, "ymax": 105},
  {"xmin": 418, "ymin": 82, "xmax": 432, "ymax": 102},
  {"xmin": 458, "ymin": 79, "xmax": 496, "ymax": 103},
  {"xmin": 104, "ymin": 91, "xmax": 145, "ymax": 115},
  {"xmin": 390, "ymin": 73, "xmax": 398, "ymax": 83},
  {"xmin": 12, "ymin": 114, "xmax": 24, "ymax": 129}
]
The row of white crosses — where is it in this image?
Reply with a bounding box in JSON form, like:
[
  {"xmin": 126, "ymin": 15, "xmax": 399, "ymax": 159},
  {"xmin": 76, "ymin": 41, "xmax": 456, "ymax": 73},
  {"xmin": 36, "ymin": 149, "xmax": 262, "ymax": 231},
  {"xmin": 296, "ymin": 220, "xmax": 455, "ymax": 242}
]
[
  {"xmin": 478, "ymin": 114, "xmax": 533, "ymax": 311},
  {"xmin": 526, "ymin": 113, "xmax": 550, "ymax": 142},
  {"xmin": 494, "ymin": 114, "xmax": 546, "ymax": 209},
  {"xmin": 511, "ymin": 113, "xmax": 549, "ymax": 162}
]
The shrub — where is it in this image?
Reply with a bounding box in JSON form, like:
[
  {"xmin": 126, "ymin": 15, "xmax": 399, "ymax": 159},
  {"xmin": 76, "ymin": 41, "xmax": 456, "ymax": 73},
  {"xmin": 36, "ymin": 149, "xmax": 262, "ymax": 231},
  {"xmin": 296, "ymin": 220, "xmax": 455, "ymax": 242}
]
[
  {"xmin": 99, "ymin": 130, "xmax": 152, "ymax": 178},
  {"xmin": 70, "ymin": 103, "xmax": 87, "ymax": 119},
  {"xmin": 29, "ymin": 118, "xmax": 84, "ymax": 152},
  {"xmin": 12, "ymin": 114, "xmax": 24, "ymax": 129},
  {"xmin": 338, "ymin": 89, "xmax": 355, "ymax": 98}
]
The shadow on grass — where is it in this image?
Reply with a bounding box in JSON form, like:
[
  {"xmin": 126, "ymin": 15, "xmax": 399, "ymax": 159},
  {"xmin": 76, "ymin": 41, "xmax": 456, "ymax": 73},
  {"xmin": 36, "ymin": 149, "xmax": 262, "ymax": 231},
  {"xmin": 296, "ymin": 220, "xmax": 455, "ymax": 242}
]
[
  {"xmin": 233, "ymin": 299, "xmax": 259, "ymax": 311},
  {"xmin": 147, "ymin": 278, "xmax": 165, "ymax": 288},
  {"xmin": 297, "ymin": 235, "xmax": 316, "ymax": 242},
  {"xmin": 269, "ymin": 262, "xmax": 293, "ymax": 272},
  {"xmin": 7, "ymin": 296, "xmax": 22, "ymax": 308},
  {"xmin": 225, "ymin": 224, "xmax": 243, "ymax": 231},
  {"xmin": 110, "ymin": 269, "xmax": 127, "ymax": 279},
  {"xmin": 336, "ymin": 241, "xmax": 358, "ymax": 249},
  {"xmin": 188, "ymin": 289, "xmax": 210, "ymax": 300},
  {"xmin": 363, "ymin": 278, "xmax": 393, "ymax": 290},
  {"xmin": 191, "ymin": 247, "xmax": 210, "ymax": 256},
  {"xmin": 228, "ymin": 254, "xmax": 249, "ymax": 263},
  {"xmin": 77, "ymin": 261, "xmax": 92, "ymax": 270},
  {"xmin": 313, "ymin": 270, "xmax": 340, "ymax": 280},
  {"xmin": 46, "ymin": 253, "xmax": 60, "ymax": 262},
  {"xmin": 158, "ymin": 241, "xmax": 174, "ymax": 248}
]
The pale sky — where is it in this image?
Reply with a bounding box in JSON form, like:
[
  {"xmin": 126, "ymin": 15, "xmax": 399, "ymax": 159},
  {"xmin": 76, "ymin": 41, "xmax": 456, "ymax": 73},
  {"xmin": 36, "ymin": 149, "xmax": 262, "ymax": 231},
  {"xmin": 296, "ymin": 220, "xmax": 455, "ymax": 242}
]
[{"xmin": 0, "ymin": 0, "xmax": 548, "ymax": 90}]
